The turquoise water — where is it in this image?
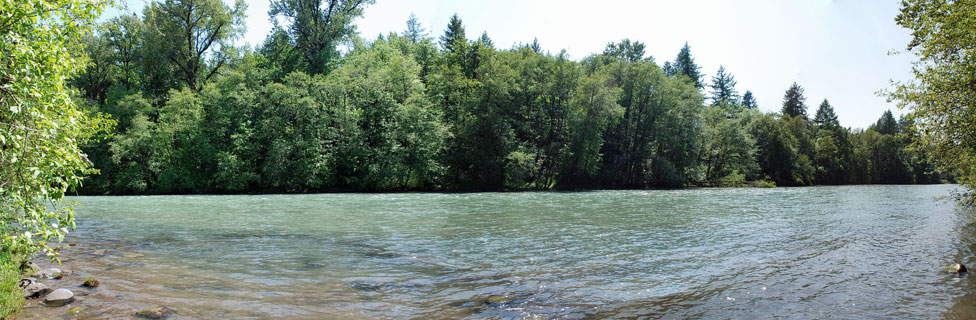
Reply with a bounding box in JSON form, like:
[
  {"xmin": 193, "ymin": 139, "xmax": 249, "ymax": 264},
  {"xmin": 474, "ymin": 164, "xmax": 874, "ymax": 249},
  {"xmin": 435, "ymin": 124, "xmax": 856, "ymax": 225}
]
[{"xmin": 15, "ymin": 185, "xmax": 976, "ymax": 319}]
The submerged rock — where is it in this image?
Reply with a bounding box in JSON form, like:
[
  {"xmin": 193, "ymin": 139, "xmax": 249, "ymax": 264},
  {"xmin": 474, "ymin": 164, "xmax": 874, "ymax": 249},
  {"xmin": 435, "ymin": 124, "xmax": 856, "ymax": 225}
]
[
  {"xmin": 349, "ymin": 282, "xmax": 385, "ymax": 291},
  {"xmin": 33, "ymin": 268, "xmax": 62, "ymax": 280},
  {"xmin": 949, "ymin": 263, "xmax": 968, "ymax": 273},
  {"xmin": 136, "ymin": 306, "xmax": 171, "ymax": 319},
  {"xmin": 23, "ymin": 283, "xmax": 52, "ymax": 299},
  {"xmin": 42, "ymin": 288, "xmax": 74, "ymax": 306},
  {"xmin": 67, "ymin": 306, "xmax": 85, "ymax": 315},
  {"xmin": 485, "ymin": 295, "xmax": 508, "ymax": 306}
]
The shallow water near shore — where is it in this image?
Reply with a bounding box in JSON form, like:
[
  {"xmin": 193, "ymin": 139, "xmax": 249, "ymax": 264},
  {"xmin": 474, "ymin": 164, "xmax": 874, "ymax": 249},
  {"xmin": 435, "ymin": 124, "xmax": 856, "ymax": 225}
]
[{"xmin": 13, "ymin": 185, "xmax": 976, "ymax": 319}]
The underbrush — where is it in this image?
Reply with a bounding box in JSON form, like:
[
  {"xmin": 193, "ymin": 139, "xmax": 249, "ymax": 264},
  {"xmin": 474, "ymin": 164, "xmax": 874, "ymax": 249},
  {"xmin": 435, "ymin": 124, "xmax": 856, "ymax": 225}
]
[{"xmin": 0, "ymin": 251, "xmax": 24, "ymax": 319}]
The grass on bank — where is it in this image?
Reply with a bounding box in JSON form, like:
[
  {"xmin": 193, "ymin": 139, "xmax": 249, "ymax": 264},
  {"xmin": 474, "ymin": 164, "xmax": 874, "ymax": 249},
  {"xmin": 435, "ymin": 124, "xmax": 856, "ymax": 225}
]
[{"xmin": 0, "ymin": 251, "xmax": 24, "ymax": 319}]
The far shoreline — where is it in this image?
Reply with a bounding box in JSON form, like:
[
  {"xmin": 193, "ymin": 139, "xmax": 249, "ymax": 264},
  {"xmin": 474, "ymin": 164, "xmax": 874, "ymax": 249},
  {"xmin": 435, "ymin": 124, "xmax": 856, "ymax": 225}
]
[{"xmin": 68, "ymin": 182, "xmax": 956, "ymax": 197}]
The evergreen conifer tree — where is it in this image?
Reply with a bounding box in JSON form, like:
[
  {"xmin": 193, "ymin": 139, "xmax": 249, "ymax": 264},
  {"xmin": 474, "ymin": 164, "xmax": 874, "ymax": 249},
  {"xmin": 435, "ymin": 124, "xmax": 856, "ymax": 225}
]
[
  {"xmin": 814, "ymin": 99, "xmax": 840, "ymax": 128},
  {"xmin": 741, "ymin": 90, "xmax": 758, "ymax": 109},
  {"xmin": 670, "ymin": 42, "xmax": 703, "ymax": 89},
  {"xmin": 404, "ymin": 13, "xmax": 427, "ymax": 43},
  {"xmin": 530, "ymin": 37, "xmax": 542, "ymax": 54},
  {"xmin": 708, "ymin": 65, "xmax": 738, "ymax": 106},
  {"xmin": 440, "ymin": 14, "xmax": 466, "ymax": 54},
  {"xmin": 781, "ymin": 82, "xmax": 808, "ymax": 119},
  {"xmin": 875, "ymin": 110, "xmax": 899, "ymax": 135}
]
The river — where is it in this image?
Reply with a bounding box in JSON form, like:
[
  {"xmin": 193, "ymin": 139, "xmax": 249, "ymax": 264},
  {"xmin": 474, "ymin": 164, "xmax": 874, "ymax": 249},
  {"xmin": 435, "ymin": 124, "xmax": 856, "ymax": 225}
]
[{"xmin": 13, "ymin": 185, "xmax": 976, "ymax": 319}]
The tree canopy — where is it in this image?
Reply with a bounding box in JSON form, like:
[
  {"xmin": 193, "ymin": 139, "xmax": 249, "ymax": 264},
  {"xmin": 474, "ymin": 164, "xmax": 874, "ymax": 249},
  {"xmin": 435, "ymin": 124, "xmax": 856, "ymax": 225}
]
[
  {"xmin": 888, "ymin": 0, "xmax": 976, "ymax": 202},
  {"xmin": 57, "ymin": 10, "xmax": 946, "ymax": 196},
  {"xmin": 269, "ymin": 0, "xmax": 374, "ymax": 75}
]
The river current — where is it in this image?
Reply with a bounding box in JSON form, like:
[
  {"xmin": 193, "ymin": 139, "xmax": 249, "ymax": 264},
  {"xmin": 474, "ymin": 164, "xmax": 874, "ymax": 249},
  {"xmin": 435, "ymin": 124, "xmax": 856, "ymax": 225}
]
[{"xmin": 14, "ymin": 185, "xmax": 976, "ymax": 319}]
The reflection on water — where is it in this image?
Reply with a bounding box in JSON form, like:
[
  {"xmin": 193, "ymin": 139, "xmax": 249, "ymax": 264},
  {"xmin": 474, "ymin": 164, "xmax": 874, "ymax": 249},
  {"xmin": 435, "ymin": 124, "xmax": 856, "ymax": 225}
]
[{"xmin": 12, "ymin": 185, "xmax": 976, "ymax": 319}]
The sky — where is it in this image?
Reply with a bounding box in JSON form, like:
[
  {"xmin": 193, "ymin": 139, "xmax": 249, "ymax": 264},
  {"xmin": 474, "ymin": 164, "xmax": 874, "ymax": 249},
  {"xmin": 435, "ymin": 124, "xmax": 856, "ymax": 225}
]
[{"xmin": 112, "ymin": 0, "xmax": 915, "ymax": 128}]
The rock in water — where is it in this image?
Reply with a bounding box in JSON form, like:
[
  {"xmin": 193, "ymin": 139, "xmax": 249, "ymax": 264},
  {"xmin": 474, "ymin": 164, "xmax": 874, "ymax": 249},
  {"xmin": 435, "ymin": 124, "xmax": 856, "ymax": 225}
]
[
  {"xmin": 951, "ymin": 263, "xmax": 968, "ymax": 273},
  {"xmin": 136, "ymin": 306, "xmax": 171, "ymax": 319},
  {"xmin": 82, "ymin": 277, "xmax": 99, "ymax": 288},
  {"xmin": 21, "ymin": 261, "xmax": 39, "ymax": 271},
  {"xmin": 42, "ymin": 288, "xmax": 74, "ymax": 306},
  {"xmin": 23, "ymin": 283, "xmax": 52, "ymax": 299},
  {"xmin": 18, "ymin": 278, "xmax": 37, "ymax": 289},
  {"xmin": 484, "ymin": 295, "xmax": 508, "ymax": 306},
  {"xmin": 33, "ymin": 268, "xmax": 62, "ymax": 280}
]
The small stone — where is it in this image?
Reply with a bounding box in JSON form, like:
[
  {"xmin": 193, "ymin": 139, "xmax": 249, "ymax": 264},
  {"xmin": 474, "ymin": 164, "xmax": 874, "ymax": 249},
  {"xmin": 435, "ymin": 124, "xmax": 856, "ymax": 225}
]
[
  {"xmin": 67, "ymin": 306, "xmax": 85, "ymax": 315},
  {"xmin": 136, "ymin": 306, "xmax": 171, "ymax": 319},
  {"xmin": 33, "ymin": 268, "xmax": 62, "ymax": 280},
  {"xmin": 950, "ymin": 263, "xmax": 968, "ymax": 273},
  {"xmin": 91, "ymin": 249, "xmax": 107, "ymax": 256},
  {"xmin": 18, "ymin": 278, "xmax": 37, "ymax": 289},
  {"xmin": 123, "ymin": 253, "xmax": 145, "ymax": 258},
  {"xmin": 68, "ymin": 243, "xmax": 77, "ymax": 247},
  {"xmin": 42, "ymin": 288, "xmax": 74, "ymax": 306},
  {"xmin": 23, "ymin": 283, "xmax": 52, "ymax": 299}
]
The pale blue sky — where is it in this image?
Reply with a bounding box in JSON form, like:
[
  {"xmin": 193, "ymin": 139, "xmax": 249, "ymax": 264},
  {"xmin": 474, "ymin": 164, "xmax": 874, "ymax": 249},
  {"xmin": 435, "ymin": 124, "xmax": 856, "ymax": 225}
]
[{"xmin": 113, "ymin": 0, "xmax": 914, "ymax": 128}]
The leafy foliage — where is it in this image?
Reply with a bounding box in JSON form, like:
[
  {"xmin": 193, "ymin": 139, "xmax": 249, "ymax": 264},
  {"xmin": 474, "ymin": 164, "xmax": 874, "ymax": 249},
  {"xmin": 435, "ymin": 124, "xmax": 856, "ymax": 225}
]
[
  {"xmin": 269, "ymin": 0, "xmax": 374, "ymax": 75},
  {"xmin": 63, "ymin": 11, "xmax": 946, "ymax": 195},
  {"xmin": 1, "ymin": 0, "xmax": 110, "ymax": 259},
  {"xmin": 144, "ymin": 0, "xmax": 247, "ymax": 91},
  {"xmin": 0, "ymin": 250, "xmax": 23, "ymax": 318}
]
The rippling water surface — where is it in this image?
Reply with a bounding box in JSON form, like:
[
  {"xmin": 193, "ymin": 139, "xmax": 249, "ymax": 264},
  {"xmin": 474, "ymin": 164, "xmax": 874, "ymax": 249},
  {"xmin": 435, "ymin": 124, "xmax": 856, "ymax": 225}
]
[{"xmin": 14, "ymin": 185, "xmax": 976, "ymax": 319}]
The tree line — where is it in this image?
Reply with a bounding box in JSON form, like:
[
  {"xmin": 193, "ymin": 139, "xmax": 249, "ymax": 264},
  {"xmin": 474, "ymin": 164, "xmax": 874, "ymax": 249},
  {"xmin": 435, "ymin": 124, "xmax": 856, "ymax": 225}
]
[{"xmin": 70, "ymin": 0, "xmax": 945, "ymax": 194}]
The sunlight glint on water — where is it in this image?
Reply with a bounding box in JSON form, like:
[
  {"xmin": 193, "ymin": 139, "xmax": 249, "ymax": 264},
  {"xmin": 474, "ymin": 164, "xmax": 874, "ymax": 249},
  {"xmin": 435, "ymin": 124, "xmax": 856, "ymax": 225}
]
[{"xmin": 15, "ymin": 185, "xmax": 976, "ymax": 319}]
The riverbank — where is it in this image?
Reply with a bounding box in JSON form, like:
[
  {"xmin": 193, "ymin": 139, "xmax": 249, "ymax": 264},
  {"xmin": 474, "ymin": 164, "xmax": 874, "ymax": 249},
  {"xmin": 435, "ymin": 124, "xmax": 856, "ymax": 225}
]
[
  {"xmin": 6, "ymin": 239, "xmax": 176, "ymax": 319},
  {"xmin": 71, "ymin": 180, "xmax": 956, "ymax": 196}
]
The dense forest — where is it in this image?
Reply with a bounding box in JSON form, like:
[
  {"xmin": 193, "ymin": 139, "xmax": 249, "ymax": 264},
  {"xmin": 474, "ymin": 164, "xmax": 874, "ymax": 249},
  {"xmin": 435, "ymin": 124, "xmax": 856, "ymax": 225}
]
[{"xmin": 69, "ymin": 0, "xmax": 944, "ymax": 194}]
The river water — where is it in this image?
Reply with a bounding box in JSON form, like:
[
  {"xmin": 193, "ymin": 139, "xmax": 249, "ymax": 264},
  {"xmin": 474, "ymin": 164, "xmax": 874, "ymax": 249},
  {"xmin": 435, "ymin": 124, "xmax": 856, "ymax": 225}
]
[{"xmin": 13, "ymin": 185, "xmax": 976, "ymax": 319}]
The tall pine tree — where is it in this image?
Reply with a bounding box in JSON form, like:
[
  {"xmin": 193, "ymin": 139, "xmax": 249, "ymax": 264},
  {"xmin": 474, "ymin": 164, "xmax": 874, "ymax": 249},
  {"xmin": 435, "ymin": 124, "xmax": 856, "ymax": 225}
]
[
  {"xmin": 440, "ymin": 14, "xmax": 466, "ymax": 54},
  {"xmin": 813, "ymin": 99, "xmax": 839, "ymax": 128},
  {"xmin": 530, "ymin": 37, "xmax": 542, "ymax": 54},
  {"xmin": 741, "ymin": 90, "xmax": 758, "ymax": 109},
  {"xmin": 781, "ymin": 82, "xmax": 808, "ymax": 119},
  {"xmin": 404, "ymin": 13, "xmax": 427, "ymax": 43},
  {"xmin": 670, "ymin": 42, "xmax": 703, "ymax": 89},
  {"xmin": 708, "ymin": 65, "xmax": 738, "ymax": 106},
  {"xmin": 439, "ymin": 13, "xmax": 469, "ymax": 75},
  {"xmin": 875, "ymin": 110, "xmax": 899, "ymax": 135}
]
